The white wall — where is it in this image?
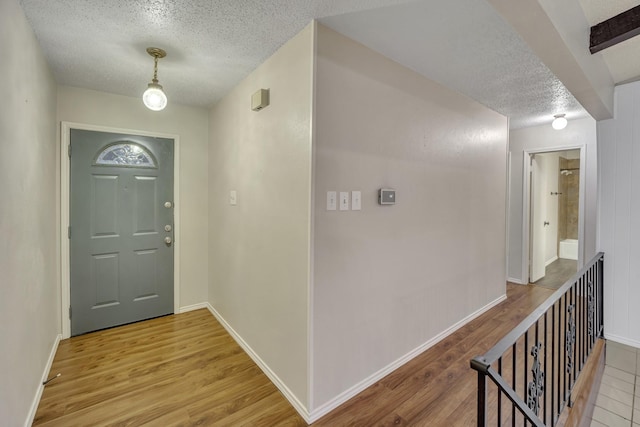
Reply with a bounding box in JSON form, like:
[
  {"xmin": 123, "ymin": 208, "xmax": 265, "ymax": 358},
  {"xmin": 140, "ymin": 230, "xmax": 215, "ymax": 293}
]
[
  {"xmin": 598, "ymin": 81, "xmax": 640, "ymax": 348},
  {"xmin": 208, "ymin": 23, "xmax": 314, "ymax": 410},
  {"xmin": 312, "ymin": 24, "xmax": 508, "ymax": 411},
  {"xmin": 57, "ymin": 86, "xmax": 209, "ymax": 308},
  {"xmin": 0, "ymin": 0, "xmax": 59, "ymax": 424},
  {"xmin": 508, "ymin": 117, "xmax": 597, "ymax": 283}
]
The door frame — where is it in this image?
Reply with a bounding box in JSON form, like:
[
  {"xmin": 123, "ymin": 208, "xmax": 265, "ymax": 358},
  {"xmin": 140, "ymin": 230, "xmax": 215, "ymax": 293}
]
[
  {"xmin": 60, "ymin": 121, "xmax": 181, "ymax": 339},
  {"xmin": 522, "ymin": 144, "xmax": 586, "ymax": 284}
]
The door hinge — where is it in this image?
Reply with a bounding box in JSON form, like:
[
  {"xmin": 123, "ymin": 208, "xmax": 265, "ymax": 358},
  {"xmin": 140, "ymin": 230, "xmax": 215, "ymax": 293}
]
[
  {"xmin": 68, "ymin": 144, "xmax": 72, "ymax": 158},
  {"xmin": 68, "ymin": 226, "xmax": 71, "ymax": 239},
  {"xmin": 69, "ymin": 306, "xmax": 72, "ymax": 319}
]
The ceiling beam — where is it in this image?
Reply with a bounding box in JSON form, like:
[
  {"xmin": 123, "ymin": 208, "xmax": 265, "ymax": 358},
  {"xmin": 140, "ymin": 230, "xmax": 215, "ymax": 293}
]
[{"xmin": 590, "ymin": 5, "xmax": 640, "ymax": 54}]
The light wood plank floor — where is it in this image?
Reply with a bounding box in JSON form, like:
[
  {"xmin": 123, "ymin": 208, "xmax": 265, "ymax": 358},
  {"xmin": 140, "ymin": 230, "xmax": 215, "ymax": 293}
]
[
  {"xmin": 35, "ymin": 284, "xmax": 553, "ymax": 426},
  {"xmin": 34, "ymin": 309, "xmax": 306, "ymax": 426}
]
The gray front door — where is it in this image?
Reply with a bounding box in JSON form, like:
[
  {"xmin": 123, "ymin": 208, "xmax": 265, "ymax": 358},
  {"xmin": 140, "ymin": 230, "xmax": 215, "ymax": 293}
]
[{"xmin": 70, "ymin": 129, "xmax": 174, "ymax": 336}]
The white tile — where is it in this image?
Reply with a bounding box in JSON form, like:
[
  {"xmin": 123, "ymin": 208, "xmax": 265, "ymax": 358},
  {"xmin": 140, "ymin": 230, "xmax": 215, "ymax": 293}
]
[
  {"xmin": 596, "ymin": 394, "xmax": 633, "ymax": 419},
  {"xmin": 607, "ymin": 346, "xmax": 637, "ymax": 374},
  {"xmin": 602, "ymin": 373, "xmax": 636, "ymax": 394},
  {"xmin": 592, "ymin": 406, "xmax": 632, "ymax": 427},
  {"xmin": 597, "ymin": 382, "xmax": 634, "ymax": 406},
  {"xmin": 635, "ymin": 394, "xmax": 640, "ymax": 408},
  {"xmin": 605, "ymin": 366, "xmax": 637, "ymax": 384},
  {"xmin": 590, "ymin": 421, "xmax": 607, "ymax": 427},
  {"xmin": 634, "ymin": 409, "xmax": 640, "ymax": 424}
]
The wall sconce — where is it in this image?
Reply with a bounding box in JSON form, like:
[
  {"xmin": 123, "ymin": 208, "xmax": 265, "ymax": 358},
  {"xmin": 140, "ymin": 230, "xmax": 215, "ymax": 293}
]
[
  {"xmin": 552, "ymin": 114, "xmax": 568, "ymax": 130},
  {"xmin": 143, "ymin": 47, "xmax": 167, "ymax": 111}
]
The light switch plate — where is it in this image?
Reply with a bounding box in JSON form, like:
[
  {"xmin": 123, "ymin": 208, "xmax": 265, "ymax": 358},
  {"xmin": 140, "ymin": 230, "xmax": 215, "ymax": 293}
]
[
  {"xmin": 327, "ymin": 191, "xmax": 337, "ymax": 210},
  {"xmin": 351, "ymin": 191, "xmax": 361, "ymax": 210},
  {"xmin": 230, "ymin": 190, "xmax": 237, "ymax": 205},
  {"xmin": 340, "ymin": 192, "xmax": 349, "ymax": 211}
]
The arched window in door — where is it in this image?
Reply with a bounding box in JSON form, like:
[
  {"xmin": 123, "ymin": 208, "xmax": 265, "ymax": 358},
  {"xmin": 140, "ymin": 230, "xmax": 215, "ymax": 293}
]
[{"xmin": 94, "ymin": 142, "xmax": 157, "ymax": 168}]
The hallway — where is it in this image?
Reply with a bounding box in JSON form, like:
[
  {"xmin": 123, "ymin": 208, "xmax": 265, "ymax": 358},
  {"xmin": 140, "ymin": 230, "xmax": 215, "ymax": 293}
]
[{"xmin": 35, "ymin": 284, "xmax": 554, "ymax": 425}]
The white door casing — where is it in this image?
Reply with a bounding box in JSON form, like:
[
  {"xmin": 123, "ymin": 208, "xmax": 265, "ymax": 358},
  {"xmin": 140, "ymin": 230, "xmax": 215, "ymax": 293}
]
[
  {"xmin": 530, "ymin": 155, "xmax": 546, "ymax": 282},
  {"xmin": 521, "ymin": 145, "xmax": 586, "ymax": 285}
]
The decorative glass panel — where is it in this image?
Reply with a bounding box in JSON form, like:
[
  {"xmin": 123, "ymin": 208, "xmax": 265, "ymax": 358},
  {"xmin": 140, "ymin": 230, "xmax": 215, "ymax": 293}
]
[{"xmin": 94, "ymin": 142, "xmax": 157, "ymax": 168}]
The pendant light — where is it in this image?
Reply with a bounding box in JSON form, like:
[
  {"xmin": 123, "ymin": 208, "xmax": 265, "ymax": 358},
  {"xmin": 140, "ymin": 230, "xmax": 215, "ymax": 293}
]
[
  {"xmin": 552, "ymin": 114, "xmax": 567, "ymax": 130},
  {"xmin": 143, "ymin": 47, "xmax": 167, "ymax": 111}
]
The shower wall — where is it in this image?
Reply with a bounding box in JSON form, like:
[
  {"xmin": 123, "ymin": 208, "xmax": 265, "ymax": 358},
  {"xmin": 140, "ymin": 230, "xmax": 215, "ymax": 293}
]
[{"xmin": 558, "ymin": 157, "xmax": 580, "ymax": 241}]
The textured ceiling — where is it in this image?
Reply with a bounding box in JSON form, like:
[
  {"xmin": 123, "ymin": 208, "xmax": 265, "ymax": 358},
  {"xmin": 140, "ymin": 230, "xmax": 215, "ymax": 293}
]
[
  {"xmin": 320, "ymin": 0, "xmax": 587, "ymax": 129},
  {"xmin": 18, "ymin": 0, "xmax": 413, "ymax": 108},
  {"xmin": 578, "ymin": 0, "xmax": 640, "ymax": 84},
  {"xmin": 18, "ymin": 0, "xmax": 603, "ymax": 128}
]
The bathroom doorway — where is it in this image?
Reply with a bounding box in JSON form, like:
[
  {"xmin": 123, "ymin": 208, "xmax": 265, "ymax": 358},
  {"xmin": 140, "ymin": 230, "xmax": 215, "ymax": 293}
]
[{"xmin": 528, "ymin": 149, "xmax": 581, "ymax": 289}]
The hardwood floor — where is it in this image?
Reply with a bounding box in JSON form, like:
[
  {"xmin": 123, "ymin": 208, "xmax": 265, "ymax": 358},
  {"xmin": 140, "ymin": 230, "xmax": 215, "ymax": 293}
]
[
  {"xmin": 312, "ymin": 283, "xmax": 554, "ymax": 426},
  {"xmin": 33, "ymin": 309, "xmax": 306, "ymax": 426},
  {"xmin": 35, "ymin": 284, "xmax": 554, "ymax": 426}
]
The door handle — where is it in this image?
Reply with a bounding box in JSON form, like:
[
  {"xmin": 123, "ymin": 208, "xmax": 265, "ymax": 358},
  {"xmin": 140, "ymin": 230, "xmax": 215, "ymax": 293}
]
[{"xmin": 164, "ymin": 236, "xmax": 172, "ymax": 245}]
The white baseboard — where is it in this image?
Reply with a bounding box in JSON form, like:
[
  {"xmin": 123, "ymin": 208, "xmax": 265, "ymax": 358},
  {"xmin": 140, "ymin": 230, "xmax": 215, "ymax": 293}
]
[
  {"xmin": 307, "ymin": 293, "xmax": 508, "ymax": 422},
  {"xmin": 205, "ymin": 303, "xmax": 311, "ymax": 423},
  {"xmin": 507, "ymin": 277, "xmax": 528, "ymax": 285},
  {"xmin": 179, "ymin": 302, "xmax": 209, "ymax": 313},
  {"xmin": 545, "ymin": 256, "xmax": 558, "ymax": 267},
  {"xmin": 604, "ymin": 333, "xmax": 640, "ymax": 350},
  {"xmin": 26, "ymin": 334, "xmax": 61, "ymax": 427}
]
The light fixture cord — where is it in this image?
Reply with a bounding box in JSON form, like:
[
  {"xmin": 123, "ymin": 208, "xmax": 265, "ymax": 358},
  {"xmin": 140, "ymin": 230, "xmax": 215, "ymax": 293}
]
[{"xmin": 152, "ymin": 55, "xmax": 159, "ymax": 84}]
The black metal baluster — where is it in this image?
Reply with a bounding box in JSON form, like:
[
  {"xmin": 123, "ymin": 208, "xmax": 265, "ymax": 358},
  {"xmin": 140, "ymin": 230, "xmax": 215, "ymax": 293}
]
[
  {"xmin": 560, "ymin": 294, "xmax": 568, "ymax": 411},
  {"xmin": 512, "ymin": 342, "xmax": 517, "ymax": 427},
  {"xmin": 575, "ymin": 278, "xmax": 580, "ymax": 377},
  {"xmin": 498, "ymin": 357, "xmax": 502, "ymax": 427},
  {"xmin": 599, "ymin": 258, "xmax": 604, "ymax": 336},
  {"xmin": 577, "ymin": 278, "xmax": 581, "ymax": 372},
  {"xmin": 543, "ymin": 313, "xmax": 548, "ymax": 424},
  {"xmin": 478, "ymin": 369, "xmax": 487, "ymax": 427},
  {"xmin": 524, "ymin": 331, "xmax": 528, "ymax": 427},
  {"xmin": 470, "ymin": 254, "xmax": 604, "ymax": 427},
  {"xmin": 591, "ymin": 265, "xmax": 595, "ymax": 348},
  {"xmin": 551, "ymin": 301, "xmax": 556, "ymax": 425}
]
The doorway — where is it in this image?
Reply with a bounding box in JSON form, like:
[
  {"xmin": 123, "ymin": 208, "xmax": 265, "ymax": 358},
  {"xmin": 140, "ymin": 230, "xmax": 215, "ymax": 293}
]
[
  {"xmin": 60, "ymin": 123, "xmax": 180, "ymax": 338},
  {"xmin": 528, "ymin": 149, "xmax": 581, "ymax": 289}
]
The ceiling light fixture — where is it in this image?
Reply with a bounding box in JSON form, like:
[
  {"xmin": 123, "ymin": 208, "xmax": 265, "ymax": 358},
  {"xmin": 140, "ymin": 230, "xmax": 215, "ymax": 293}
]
[
  {"xmin": 143, "ymin": 47, "xmax": 167, "ymax": 111},
  {"xmin": 552, "ymin": 114, "xmax": 568, "ymax": 130}
]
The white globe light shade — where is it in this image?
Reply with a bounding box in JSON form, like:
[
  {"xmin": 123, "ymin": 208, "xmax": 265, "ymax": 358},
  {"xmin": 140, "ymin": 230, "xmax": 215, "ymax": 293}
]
[
  {"xmin": 552, "ymin": 115, "xmax": 567, "ymax": 130},
  {"xmin": 143, "ymin": 83, "xmax": 167, "ymax": 111}
]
